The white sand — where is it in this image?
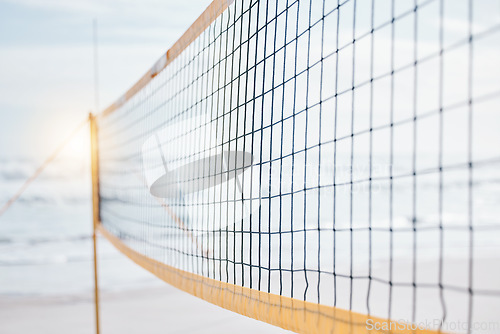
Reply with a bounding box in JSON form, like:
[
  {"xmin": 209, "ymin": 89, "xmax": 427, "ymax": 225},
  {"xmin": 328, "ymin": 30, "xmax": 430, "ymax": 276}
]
[{"xmin": 0, "ymin": 286, "xmax": 291, "ymax": 334}]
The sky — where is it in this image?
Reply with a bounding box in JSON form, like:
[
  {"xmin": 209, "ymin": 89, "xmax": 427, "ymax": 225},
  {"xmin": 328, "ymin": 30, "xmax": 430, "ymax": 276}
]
[
  {"xmin": 0, "ymin": 0, "xmax": 211, "ymax": 159},
  {"xmin": 0, "ymin": 0, "xmax": 498, "ymax": 162}
]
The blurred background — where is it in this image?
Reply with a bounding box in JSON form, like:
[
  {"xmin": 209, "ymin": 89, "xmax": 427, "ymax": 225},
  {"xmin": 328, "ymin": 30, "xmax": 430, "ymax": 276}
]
[
  {"xmin": 0, "ymin": 0, "xmax": 284, "ymax": 332},
  {"xmin": 2, "ymin": 0, "xmax": 500, "ymax": 333}
]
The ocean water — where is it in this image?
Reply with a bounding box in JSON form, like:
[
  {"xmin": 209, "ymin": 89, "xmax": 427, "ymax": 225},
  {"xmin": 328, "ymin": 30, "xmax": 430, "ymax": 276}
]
[
  {"xmin": 1, "ymin": 149, "xmax": 500, "ymax": 333},
  {"xmin": 0, "ymin": 156, "xmax": 161, "ymax": 297}
]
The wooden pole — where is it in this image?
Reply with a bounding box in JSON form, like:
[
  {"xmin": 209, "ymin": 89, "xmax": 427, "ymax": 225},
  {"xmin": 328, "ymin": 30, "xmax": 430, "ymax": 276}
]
[{"xmin": 89, "ymin": 113, "xmax": 101, "ymax": 334}]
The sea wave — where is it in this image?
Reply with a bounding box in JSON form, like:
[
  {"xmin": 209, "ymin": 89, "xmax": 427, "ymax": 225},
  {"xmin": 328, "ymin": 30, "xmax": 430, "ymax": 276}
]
[
  {"xmin": 0, "ymin": 157, "xmax": 91, "ymax": 205},
  {"xmin": 0, "ymin": 157, "xmax": 89, "ymax": 182}
]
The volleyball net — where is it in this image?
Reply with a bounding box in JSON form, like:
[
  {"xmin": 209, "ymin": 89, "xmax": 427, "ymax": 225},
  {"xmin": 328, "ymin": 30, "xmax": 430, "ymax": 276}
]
[{"xmin": 94, "ymin": 0, "xmax": 500, "ymax": 332}]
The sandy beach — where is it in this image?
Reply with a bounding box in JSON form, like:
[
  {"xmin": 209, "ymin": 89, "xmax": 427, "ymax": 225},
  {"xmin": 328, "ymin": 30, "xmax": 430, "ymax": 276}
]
[{"xmin": 0, "ymin": 285, "xmax": 289, "ymax": 334}]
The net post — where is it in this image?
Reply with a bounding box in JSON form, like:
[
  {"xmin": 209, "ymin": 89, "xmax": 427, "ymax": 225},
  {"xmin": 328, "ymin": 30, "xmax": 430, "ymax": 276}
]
[{"xmin": 89, "ymin": 112, "xmax": 101, "ymax": 334}]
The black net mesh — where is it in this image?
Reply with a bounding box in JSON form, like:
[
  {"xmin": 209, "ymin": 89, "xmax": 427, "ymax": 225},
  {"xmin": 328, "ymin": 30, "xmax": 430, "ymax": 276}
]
[{"xmin": 97, "ymin": 0, "xmax": 500, "ymax": 331}]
